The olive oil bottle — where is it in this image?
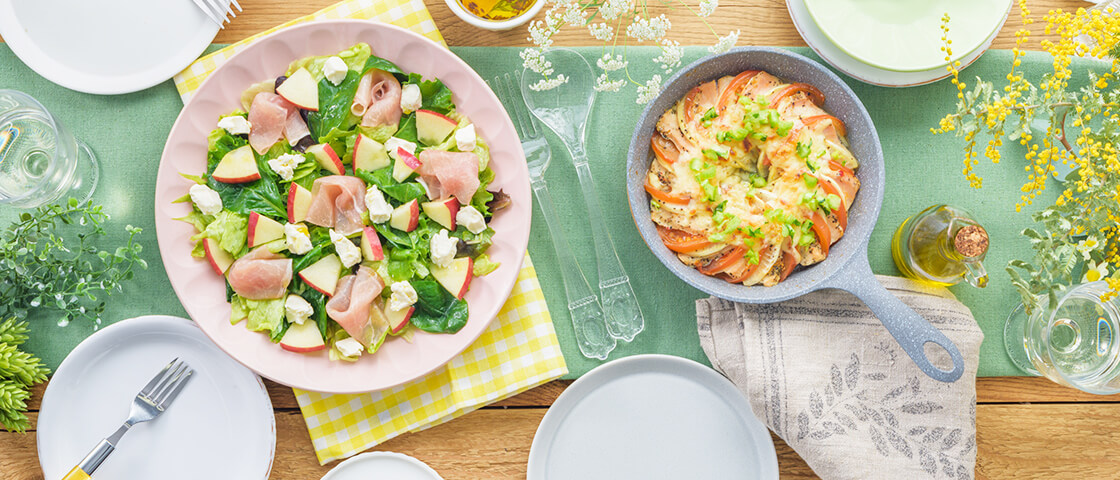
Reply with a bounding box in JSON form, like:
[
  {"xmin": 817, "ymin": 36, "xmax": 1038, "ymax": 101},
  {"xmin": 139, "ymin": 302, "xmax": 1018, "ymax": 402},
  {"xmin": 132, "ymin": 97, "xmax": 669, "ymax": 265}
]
[{"xmin": 892, "ymin": 204, "xmax": 989, "ymax": 288}]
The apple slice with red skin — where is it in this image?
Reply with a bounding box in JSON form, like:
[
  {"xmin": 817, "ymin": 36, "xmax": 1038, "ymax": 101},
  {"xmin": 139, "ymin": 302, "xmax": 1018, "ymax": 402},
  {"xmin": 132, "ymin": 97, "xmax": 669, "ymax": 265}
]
[
  {"xmin": 416, "ymin": 109, "xmax": 458, "ymax": 146},
  {"xmin": 431, "ymin": 256, "xmax": 474, "ymax": 299},
  {"xmin": 306, "ymin": 143, "xmax": 345, "ymax": 175},
  {"xmin": 384, "ymin": 304, "xmax": 414, "ymax": 335},
  {"xmin": 389, "ymin": 199, "xmax": 420, "ymax": 232},
  {"xmin": 203, "ymin": 238, "xmax": 234, "ymax": 276},
  {"xmin": 391, "ymin": 147, "xmax": 422, "ymax": 182},
  {"xmin": 212, "ymin": 145, "xmax": 261, "ymax": 183},
  {"xmin": 275, "ymin": 67, "xmax": 319, "ymax": 111},
  {"xmin": 287, "ymin": 182, "xmax": 313, "ymax": 223},
  {"xmin": 247, "ymin": 212, "xmax": 285, "ymax": 247},
  {"xmin": 353, "ymin": 134, "xmax": 390, "ymax": 172},
  {"xmin": 279, "ymin": 320, "xmax": 326, "ymax": 353},
  {"xmin": 360, "ymin": 227, "xmax": 384, "ymax": 261},
  {"xmin": 421, "ymin": 198, "xmax": 460, "ymax": 230},
  {"xmin": 298, "ymin": 254, "xmax": 343, "ymax": 296}
]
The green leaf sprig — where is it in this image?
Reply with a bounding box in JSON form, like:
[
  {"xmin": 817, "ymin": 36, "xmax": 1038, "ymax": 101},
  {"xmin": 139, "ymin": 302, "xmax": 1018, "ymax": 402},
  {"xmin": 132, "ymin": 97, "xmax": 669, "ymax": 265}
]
[{"xmin": 0, "ymin": 318, "xmax": 49, "ymax": 432}]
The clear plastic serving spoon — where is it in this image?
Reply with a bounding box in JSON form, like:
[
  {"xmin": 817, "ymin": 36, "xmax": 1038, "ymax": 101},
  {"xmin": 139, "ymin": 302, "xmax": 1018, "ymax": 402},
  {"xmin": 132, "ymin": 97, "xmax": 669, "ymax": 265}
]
[{"xmin": 521, "ymin": 48, "xmax": 645, "ymax": 342}]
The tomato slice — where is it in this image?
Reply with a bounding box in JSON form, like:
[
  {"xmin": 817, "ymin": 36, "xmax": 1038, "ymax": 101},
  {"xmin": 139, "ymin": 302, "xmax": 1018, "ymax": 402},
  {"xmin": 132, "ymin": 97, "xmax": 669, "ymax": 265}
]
[
  {"xmin": 816, "ymin": 176, "xmax": 848, "ymax": 230},
  {"xmin": 651, "ymin": 133, "xmax": 680, "ymax": 164},
  {"xmin": 769, "ymin": 83, "xmax": 825, "ymax": 108},
  {"xmin": 645, "ymin": 177, "xmax": 690, "ymax": 204},
  {"xmin": 802, "ymin": 114, "xmax": 847, "ymax": 138},
  {"xmin": 779, "ymin": 250, "xmax": 798, "ymax": 281},
  {"xmin": 826, "ymin": 159, "xmax": 860, "ymax": 205},
  {"xmin": 717, "ymin": 70, "xmax": 761, "ymax": 112},
  {"xmin": 829, "ymin": 159, "xmax": 855, "ymax": 178},
  {"xmin": 809, "ymin": 211, "xmax": 831, "ymax": 257},
  {"xmin": 657, "ymin": 226, "xmax": 713, "ymax": 253},
  {"xmin": 697, "ymin": 246, "xmax": 745, "ymax": 275},
  {"xmin": 724, "ymin": 255, "xmax": 761, "ymax": 283}
]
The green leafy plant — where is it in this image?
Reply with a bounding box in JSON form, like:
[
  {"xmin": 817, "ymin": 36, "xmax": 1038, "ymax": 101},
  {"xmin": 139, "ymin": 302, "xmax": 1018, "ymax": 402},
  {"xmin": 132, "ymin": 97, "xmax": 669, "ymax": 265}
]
[
  {"xmin": 0, "ymin": 199, "xmax": 147, "ymax": 326},
  {"xmin": 0, "ymin": 318, "xmax": 49, "ymax": 433}
]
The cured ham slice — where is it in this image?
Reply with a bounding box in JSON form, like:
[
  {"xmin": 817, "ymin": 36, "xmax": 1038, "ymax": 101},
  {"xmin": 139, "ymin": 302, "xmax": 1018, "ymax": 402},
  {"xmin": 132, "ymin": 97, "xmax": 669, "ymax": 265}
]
[
  {"xmin": 306, "ymin": 176, "xmax": 368, "ymax": 235},
  {"xmin": 248, "ymin": 92, "xmax": 296, "ymax": 154},
  {"xmin": 351, "ymin": 71, "xmax": 375, "ymax": 117},
  {"xmin": 326, "ymin": 266, "xmax": 384, "ymax": 346},
  {"xmin": 227, "ymin": 247, "xmax": 293, "ymax": 300},
  {"xmin": 417, "ymin": 150, "xmax": 480, "ymax": 205},
  {"xmin": 360, "ymin": 70, "xmax": 403, "ymax": 129},
  {"xmin": 283, "ymin": 109, "xmax": 310, "ymax": 147}
]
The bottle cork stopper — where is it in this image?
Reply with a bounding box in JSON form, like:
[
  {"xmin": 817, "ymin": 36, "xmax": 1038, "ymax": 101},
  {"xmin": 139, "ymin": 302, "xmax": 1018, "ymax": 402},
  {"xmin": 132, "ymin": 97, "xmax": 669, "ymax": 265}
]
[{"xmin": 954, "ymin": 225, "xmax": 989, "ymax": 258}]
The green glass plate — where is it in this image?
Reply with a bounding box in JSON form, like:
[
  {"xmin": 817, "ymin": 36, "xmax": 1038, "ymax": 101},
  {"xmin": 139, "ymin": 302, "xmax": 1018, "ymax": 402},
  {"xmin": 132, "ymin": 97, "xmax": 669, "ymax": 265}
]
[{"xmin": 802, "ymin": 0, "xmax": 1012, "ymax": 72}]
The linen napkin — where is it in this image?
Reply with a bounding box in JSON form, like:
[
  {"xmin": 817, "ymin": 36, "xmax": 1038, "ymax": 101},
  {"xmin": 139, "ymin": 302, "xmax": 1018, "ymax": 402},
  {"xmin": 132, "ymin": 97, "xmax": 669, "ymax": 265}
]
[
  {"xmin": 172, "ymin": 0, "xmax": 568, "ymax": 465},
  {"xmin": 696, "ymin": 275, "xmax": 983, "ymax": 480}
]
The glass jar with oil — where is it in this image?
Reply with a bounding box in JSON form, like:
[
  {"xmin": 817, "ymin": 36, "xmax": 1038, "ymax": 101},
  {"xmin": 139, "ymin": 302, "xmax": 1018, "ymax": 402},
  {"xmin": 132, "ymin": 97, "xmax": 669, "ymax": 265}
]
[
  {"xmin": 458, "ymin": 0, "xmax": 537, "ymax": 21},
  {"xmin": 892, "ymin": 204, "xmax": 989, "ymax": 288}
]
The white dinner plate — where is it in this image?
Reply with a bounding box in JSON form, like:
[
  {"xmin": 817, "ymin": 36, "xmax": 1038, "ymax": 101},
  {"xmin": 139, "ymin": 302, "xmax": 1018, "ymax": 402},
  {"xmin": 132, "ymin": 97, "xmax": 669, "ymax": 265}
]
[
  {"xmin": 527, "ymin": 355, "xmax": 779, "ymax": 479},
  {"xmin": 37, "ymin": 315, "xmax": 275, "ymax": 479},
  {"xmin": 787, "ymin": 0, "xmax": 1007, "ymax": 87},
  {"xmin": 0, "ymin": 0, "xmax": 224, "ymax": 94},
  {"xmin": 322, "ymin": 452, "xmax": 444, "ymax": 479}
]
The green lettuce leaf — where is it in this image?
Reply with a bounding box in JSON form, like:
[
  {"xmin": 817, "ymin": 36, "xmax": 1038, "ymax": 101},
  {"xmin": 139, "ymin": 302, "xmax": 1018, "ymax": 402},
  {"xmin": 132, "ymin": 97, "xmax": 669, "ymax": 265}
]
[
  {"xmin": 409, "ymin": 280, "xmax": 469, "ymax": 333},
  {"xmin": 473, "ymin": 254, "xmax": 500, "ymax": 276},
  {"xmin": 191, "ymin": 210, "xmax": 248, "ymax": 258},
  {"xmin": 287, "ymin": 43, "xmax": 373, "ymax": 80},
  {"xmin": 405, "ymin": 73, "xmax": 455, "ymax": 114},
  {"xmin": 230, "ymin": 295, "xmax": 287, "ymax": 341}
]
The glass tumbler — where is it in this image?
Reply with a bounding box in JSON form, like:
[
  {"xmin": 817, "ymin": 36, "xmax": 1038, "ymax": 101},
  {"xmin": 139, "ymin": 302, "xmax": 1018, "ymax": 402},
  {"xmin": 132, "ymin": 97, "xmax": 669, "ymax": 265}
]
[
  {"xmin": 1004, "ymin": 281, "xmax": 1120, "ymax": 394},
  {"xmin": 0, "ymin": 90, "xmax": 98, "ymax": 208}
]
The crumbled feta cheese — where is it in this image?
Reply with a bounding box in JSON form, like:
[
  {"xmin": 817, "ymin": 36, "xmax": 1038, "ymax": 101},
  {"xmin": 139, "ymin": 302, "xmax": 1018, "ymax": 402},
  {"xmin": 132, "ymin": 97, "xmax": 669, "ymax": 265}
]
[
  {"xmin": 385, "ymin": 137, "xmax": 417, "ymax": 160},
  {"xmin": 430, "ymin": 229, "xmax": 458, "ymax": 268},
  {"xmin": 285, "ymin": 223, "xmax": 312, "ymax": 255},
  {"xmin": 189, "ymin": 184, "xmax": 223, "ymax": 216},
  {"xmin": 217, "ymin": 115, "xmax": 252, "ymax": 136},
  {"xmin": 456, "ymin": 206, "xmax": 487, "ymax": 234},
  {"xmin": 365, "ymin": 186, "xmax": 393, "ymax": 224},
  {"xmin": 323, "ymin": 56, "xmax": 349, "ymax": 86},
  {"xmin": 330, "ymin": 229, "xmax": 362, "ymax": 268},
  {"xmin": 400, "ymin": 84, "xmax": 422, "ymax": 114},
  {"xmin": 389, "ymin": 281, "xmax": 418, "ymax": 312},
  {"xmin": 335, "ymin": 337, "xmax": 364, "ymax": 357},
  {"xmin": 267, "ymin": 153, "xmax": 305, "ymax": 182},
  {"xmin": 455, "ymin": 124, "xmax": 477, "ymax": 152},
  {"xmin": 284, "ymin": 295, "xmax": 314, "ymax": 325}
]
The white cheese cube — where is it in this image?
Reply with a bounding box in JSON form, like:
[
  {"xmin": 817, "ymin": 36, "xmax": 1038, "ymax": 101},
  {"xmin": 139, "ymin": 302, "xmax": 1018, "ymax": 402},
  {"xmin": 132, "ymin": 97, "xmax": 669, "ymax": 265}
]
[
  {"xmin": 330, "ymin": 229, "xmax": 362, "ymax": 268},
  {"xmin": 217, "ymin": 115, "xmax": 252, "ymax": 136},
  {"xmin": 189, "ymin": 184, "xmax": 223, "ymax": 216},
  {"xmin": 284, "ymin": 223, "xmax": 312, "ymax": 255},
  {"xmin": 400, "ymin": 84, "xmax": 422, "ymax": 114},
  {"xmin": 389, "ymin": 281, "xmax": 418, "ymax": 312},
  {"xmin": 455, "ymin": 124, "xmax": 477, "ymax": 152},
  {"xmin": 335, "ymin": 337, "xmax": 364, "ymax": 357},
  {"xmin": 365, "ymin": 186, "xmax": 393, "ymax": 224},
  {"xmin": 456, "ymin": 205, "xmax": 487, "ymax": 235},
  {"xmin": 284, "ymin": 295, "xmax": 314, "ymax": 325},
  {"xmin": 323, "ymin": 56, "xmax": 349, "ymax": 86},
  {"xmin": 429, "ymin": 229, "xmax": 457, "ymax": 268}
]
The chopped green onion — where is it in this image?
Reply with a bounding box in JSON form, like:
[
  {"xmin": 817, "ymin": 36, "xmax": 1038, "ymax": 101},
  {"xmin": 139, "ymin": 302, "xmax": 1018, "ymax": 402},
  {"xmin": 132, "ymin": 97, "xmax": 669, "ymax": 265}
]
[
  {"xmin": 826, "ymin": 194, "xmax": 842, "ymax": 211},
  {"xmin": 650, "ymin": 199, "xmax": 662, "ymax": 211},
  {"xmin": 796, "ymin": 140, "xmax": 812, "ymax": 159},
  {"xmin": 750, "ymin": 174, "xmax": 767, "ymax": 188},
  {"xmin": 746, "ymin": 248, "xmax": 760, "ymax": 265},
  {"xmin": 803, "ymin": 174, "xmax": 818, "ymax": 188}
]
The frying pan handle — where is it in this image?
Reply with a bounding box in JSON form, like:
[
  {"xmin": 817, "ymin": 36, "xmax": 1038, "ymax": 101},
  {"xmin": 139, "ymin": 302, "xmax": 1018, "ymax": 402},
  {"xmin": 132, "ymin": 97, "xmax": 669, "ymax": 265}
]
[{"xmin": 822, "ymin": 256, "xmax": 965, "ymax": 383}]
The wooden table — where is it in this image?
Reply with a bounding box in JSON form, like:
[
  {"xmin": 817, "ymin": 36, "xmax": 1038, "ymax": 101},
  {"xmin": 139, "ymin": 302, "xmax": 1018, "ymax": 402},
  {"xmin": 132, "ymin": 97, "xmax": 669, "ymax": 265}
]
[{"xmin": 4, "ymin": 1, "xmax": 1119, "ymax": 478}]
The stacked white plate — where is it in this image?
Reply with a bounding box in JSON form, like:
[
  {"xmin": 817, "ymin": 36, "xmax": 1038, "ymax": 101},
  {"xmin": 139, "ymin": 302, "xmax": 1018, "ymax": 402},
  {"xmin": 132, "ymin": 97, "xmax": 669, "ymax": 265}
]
[{"xmin": 787, "ymin": 0, "xmax": 1013, "ymax": 87}]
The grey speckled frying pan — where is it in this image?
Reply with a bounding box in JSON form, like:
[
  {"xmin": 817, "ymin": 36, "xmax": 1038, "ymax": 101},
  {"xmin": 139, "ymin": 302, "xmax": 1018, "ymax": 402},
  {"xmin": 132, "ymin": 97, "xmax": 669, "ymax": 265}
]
[{"xmin": 626, "ymin": 47, "xmax": 964, "ymax": 382}]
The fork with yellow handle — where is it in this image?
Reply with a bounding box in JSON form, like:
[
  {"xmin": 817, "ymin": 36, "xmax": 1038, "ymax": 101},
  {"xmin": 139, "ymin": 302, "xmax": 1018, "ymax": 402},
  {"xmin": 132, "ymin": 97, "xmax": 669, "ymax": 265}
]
[{"xmin": 62, "ymin": 358, "xmax": 194, "ymax": 479}]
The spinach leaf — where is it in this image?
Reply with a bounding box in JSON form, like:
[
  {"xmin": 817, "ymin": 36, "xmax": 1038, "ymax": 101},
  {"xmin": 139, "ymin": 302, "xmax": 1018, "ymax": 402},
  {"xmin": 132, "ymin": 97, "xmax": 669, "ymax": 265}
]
[
  {"xmin": 409, "ymin": 280, "xmax": 469, "ymax": 333},
  {"xmin": 362, "ymin": 54, "xmax": 404, "ymax": 77},
  {"xmin": 205, "ymin": 130, "xmax": 287, "ymax": 219},
  {"xmin": 308, "ymin": 70, "xmax": 361, "ymax": 141},
  {"xmin": 354, "ymin": 167, "xmax": 425, "ymax": 204},
  {"xmin": 374, "ymin": 223, "xmax": 413, "ymax": 249},
  {"xmin": 396, "ymin": 114, "xmax": 418, "ymax": 144}
]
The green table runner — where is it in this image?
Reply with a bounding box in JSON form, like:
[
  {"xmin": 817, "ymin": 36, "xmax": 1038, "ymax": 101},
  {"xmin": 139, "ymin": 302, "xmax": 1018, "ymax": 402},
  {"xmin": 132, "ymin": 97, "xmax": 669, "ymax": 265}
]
[{"xmin": 2, "ymin": 45, "xmax": 1085, "ymax": 378}]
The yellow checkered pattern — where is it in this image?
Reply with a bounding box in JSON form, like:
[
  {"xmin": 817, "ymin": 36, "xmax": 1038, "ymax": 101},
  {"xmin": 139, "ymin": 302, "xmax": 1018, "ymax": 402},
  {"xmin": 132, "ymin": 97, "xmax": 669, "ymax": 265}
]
[{"xmin": 172, "ymin": 0, "xmax": 567, "ymax": 465}]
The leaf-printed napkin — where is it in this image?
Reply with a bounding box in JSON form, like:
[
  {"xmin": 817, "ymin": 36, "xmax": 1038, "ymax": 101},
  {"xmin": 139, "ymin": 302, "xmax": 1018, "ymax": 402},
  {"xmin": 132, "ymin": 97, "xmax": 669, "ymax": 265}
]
[{"xmin": 696, "ymin": 275, "xmax": 983, "ymax": 480}]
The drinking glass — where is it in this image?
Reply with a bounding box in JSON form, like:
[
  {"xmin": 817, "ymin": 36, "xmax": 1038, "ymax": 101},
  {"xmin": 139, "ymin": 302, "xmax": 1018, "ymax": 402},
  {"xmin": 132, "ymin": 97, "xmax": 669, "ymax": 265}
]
[
  {"xmin": 0, "ymin": 90, "xmax": 98, "ymax": 208},
  {"xmin": 1004, "ymin": 281, "xmax": 1120, "ymax": 394}
]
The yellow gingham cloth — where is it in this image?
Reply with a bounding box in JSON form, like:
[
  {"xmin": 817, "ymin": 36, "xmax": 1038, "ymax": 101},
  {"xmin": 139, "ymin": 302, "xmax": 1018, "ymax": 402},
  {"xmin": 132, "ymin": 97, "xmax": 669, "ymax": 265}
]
[{"xmin": 172, "ymin": 0, "xmax": 568, "ymax": 465}]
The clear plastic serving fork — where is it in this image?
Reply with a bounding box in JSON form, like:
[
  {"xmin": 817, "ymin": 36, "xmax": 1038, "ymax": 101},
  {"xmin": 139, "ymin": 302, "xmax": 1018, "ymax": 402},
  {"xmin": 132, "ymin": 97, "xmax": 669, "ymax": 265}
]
[
  {"xmin": 491, "ymin": 73, "xmax": 617, "ymax": 360},
  {"xmin": 520, "ymin": 48, "xmax": 646, "ymax": 342},
  {"xmin": 62, "ymin": 358, "xmax": 195, "ymax": 480}
]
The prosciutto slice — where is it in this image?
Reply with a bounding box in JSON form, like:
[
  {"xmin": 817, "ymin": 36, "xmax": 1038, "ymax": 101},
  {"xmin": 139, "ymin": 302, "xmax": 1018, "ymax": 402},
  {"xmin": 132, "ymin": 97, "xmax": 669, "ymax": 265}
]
[
  {"xmin": 350, "ymin": 71, "xmax": 375, "ymax": 117},
  {"xmin": 227, "ymin": 247, "xmax": 292, "ymax": 300},
  {"xmin": 359, "ymin": 70, "xmax": 403, "ymax": 130},
  {"xmin": 248, "ymin": 92, "xmax": 296, "ymax": 154},
  {"xmin": 326, "ymin": 266, "xmax": 384, "ymax": 346},
  {"xmin": 306, "ymin": 176, "xmax": 368, "ymax": 235},
  {"xmin": 283, "ymin": 109, "xmax": 310, "ymax": 147},
  {"xmin": 417, "ymin": 150, "xmax": 480, "ymax": 205}
]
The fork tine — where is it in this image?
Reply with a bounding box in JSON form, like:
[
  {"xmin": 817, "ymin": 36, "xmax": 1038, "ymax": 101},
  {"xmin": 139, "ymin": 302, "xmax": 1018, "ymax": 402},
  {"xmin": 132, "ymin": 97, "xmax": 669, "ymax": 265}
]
[
  {"xmin": 218, "ymin": 0, "xmax": 237, "ymax": 18},
  {"xmin": 148, "ymin": 362, "xmax": 189, "ymax": 404},
  {"xmin": 153, "ymin": 367, "xmax": 194, "ymax": 408},
  {"xmin": 512, "ymin": 72, "xmax": 541, "ymax": 137},
  {"xmin": 230, "ymin": 0, "xmax": 242, "ymax": 12},
  {"xmin": 201, "ymin": 0, "xmax": 227, "ymax": 28},
  {"xmin": 491, "ymin": 76, "xmax": 522, "ymax": 138},
  {"xmin": 139, "ymin": 358, "xmax": 179, "ymax": 397},
  {"xmin": 503, "ymin": 74, "xmax": 537, "ymax": 139}
]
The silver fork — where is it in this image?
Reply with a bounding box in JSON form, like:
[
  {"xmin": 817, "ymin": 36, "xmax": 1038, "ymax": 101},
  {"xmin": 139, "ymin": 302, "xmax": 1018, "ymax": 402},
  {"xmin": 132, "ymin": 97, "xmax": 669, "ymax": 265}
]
[
  {"xmin": 490, "ymin": 73, "xmax": 617, "ymax": 360},
  {"xmin": 192, "ymin": 0, "xmax": 242, "ymax": 29},
  {"xmin": 62, "ymin": 358, "xmax": 195, "ymax": 480}
]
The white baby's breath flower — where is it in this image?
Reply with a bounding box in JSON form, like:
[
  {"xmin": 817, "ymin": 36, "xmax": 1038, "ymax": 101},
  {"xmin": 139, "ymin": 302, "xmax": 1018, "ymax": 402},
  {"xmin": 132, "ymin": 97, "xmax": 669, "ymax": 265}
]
[
  {"xmin": 653, "ymin": 39, "xmax": 683, "ymax": 73},
  {"xmin": 635, "ymin": 74, "xmax": 663, "ymax": 104},
  {"xmin": 626, "ymin": 14, "xmax": 671, "ymax": 42},
  {"xmin": 588, "ymin": 22, "xmax": 615, "ymax": 41},
  {"xmin": 698, "ymin": 0, "xmax": 718, "ymax": 17},
  {"xmin": 709, "ymin": 29, "xmax": 740, "ymax": 54},
  {"xmin": 529, "ymin": 74, "xmax": 570, "ymax": 91},
  {"xmin": 594, "ymin": 74, "xmax": 625, "ymax": 92},
  {"xmin": 562, "ymin": 2, "xmax": 587, "ymax": 26},
  {"xmin": 596, "ymin": 53, "xmax": 627, "ymax": 72},
  {"xmin": 599, "ymin": 0, "xmax": 631, "ymax": 20},
  {"xmin": 520, "ymin": 48, "xmax": 554, "ymax": 76}
]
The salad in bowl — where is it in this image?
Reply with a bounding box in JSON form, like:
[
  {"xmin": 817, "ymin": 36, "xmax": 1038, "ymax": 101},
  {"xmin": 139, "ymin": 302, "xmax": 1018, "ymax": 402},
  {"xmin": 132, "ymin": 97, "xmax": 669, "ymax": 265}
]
[{"xmin": 178, "ymin": 43, "xmax": 509, "ymax": 362}]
